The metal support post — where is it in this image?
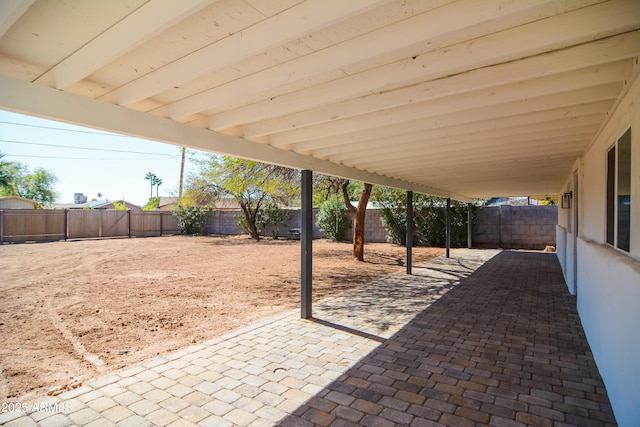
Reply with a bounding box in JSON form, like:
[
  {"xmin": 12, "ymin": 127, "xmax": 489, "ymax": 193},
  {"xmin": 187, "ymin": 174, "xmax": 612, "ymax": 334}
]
[
  {"xmin": 63, "ymin": 208, "xmax": 68, "ymax": 241},
  {"xmin": 406, "ymin": 191, "xmax": 413, "ymax": 275},
  {"xmin": 446, "ymin": 198, "xmax": 451, "ymax": 258},
  {"xmin": 301, "ymin": 170, "xmax": 313, "ymax": 319},
  {"xmin": 467, "ymin": 202, "xmax": 472, "ymax": 249}
]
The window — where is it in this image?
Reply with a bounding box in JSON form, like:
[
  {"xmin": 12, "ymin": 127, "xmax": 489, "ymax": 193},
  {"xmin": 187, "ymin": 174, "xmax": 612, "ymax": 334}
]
[{"xmin": 606, "ymin": 128, "xmax": 631, "ymax": 252}]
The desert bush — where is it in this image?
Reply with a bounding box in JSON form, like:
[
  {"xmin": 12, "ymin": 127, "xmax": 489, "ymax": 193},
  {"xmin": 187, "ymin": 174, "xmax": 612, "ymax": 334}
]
[
  {"xmin": 414, "ymin": 200, "xmax": 473, "ymax": 247},
  {"xmin": 171, "ymin": 205, "xmax": 209, "ymax": 235},
  {"xmin": 316, "ymin": 195, "xmax": 349, "ymax": 242},
  {"xmin": 257, "ymin": 202, "xmax": 290, "ymax": 238}
]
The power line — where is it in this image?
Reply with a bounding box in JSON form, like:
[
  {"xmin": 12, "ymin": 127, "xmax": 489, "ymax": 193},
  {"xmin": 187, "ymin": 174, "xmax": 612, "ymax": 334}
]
[
  {"xmin": 0, "ymin": 139, "xmax": 179, "ymax": 157},
  {"xmin": 0, "ymin": 120, "xmax": 129, "ymax": 137},
  {"xmin": 4, "ymin": 153, "xmax": 179, "ymax": 161}
]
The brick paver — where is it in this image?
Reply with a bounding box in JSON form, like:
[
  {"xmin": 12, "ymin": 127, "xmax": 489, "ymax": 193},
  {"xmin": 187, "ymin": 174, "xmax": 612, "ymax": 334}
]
[{"xmin": 4, "ymin": 250, "xmax": 616, "ymax": 426}]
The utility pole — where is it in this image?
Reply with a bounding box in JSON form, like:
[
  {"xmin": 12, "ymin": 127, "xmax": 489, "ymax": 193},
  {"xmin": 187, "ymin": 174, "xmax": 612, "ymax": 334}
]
[{"xmin": 178, "ymin": 147, "xmax": 186, "ymax": 203}]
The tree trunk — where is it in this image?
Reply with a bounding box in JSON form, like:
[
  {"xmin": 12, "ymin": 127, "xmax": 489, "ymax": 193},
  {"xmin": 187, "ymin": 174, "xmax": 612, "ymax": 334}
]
[
  {"xmin": 341, "ymin": 181, "xmax": 372, "ymax": 261},
  {"xmin": 241, "ymin": 204, "xmax": 260, "ymax": 241}
]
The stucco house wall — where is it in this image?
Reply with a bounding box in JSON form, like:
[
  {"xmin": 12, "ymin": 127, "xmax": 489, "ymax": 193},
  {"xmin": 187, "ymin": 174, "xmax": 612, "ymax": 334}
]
[{"xmin": 557, "ymin": 69, "xmax": 640, "ymax": 426}]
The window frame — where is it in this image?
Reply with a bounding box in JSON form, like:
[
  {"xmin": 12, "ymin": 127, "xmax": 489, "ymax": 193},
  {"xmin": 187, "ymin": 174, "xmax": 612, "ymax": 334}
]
[{"xmin": 606, "ymin": 127, "xmax": 632, "ymax": 253}]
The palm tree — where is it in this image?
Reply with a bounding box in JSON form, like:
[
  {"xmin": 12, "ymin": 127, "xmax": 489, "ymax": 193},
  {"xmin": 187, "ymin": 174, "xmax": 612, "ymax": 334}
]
[
  {"xmin": 145, "ymin": 172, "xmax": 156, "ymax": 198},
  {"xmin": 155, "ymin": 178, "xmax": 163, "ymax": 197}
]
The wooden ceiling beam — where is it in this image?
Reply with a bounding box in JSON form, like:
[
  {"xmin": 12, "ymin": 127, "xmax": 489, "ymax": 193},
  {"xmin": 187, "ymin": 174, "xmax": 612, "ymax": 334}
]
[
  {"xmin": 0, "ymin": 0, "xmax": 33, "ymax": 38},
  {"xmin": 243, "ymin": 55, "xmax": 634, "ymax": 139},
  {"xmin": 208, "ymin": 3, "xmax": 639, "ymax": 133},
  {"xmin": 34, "ymin": 0, "xmax": 215, "ymax": 90},
  {"xmin": 349, "ymin": 137, "xmax": 591, "ymax": 171},
  {"xmin": 347, "ymin": 132, "xmax": 595, "ymax": 171},
  {"xmin": 294, "ymin": 84, "xmax": 620, "ymax": 161},
  {"xmin": 330, "ymin": 120, "xmax": 601, "ymax": 164},
  {"xmin": 267, "ymin": 65, "xmax": 626, "ymax": 147},
  {"xmin": 106, "ymin": 0, "xmax": 388, "ymax": 107},
  {"xmin": 165, "ymin": 0, "xmax": 568, "ymax": 121},
  {"xmin": 293, "ymin": 100, "xmax": 613, "ymax": 154}
]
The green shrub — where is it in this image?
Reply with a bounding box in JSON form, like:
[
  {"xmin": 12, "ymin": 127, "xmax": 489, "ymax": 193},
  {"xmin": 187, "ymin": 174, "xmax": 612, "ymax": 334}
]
[
  {"xmin": 371, "ymin": 186, "xmax": 477, "ymax": 248},
  {"xmin": 257, "ymin": 202, "xmax": 290, "ymax": 238},
  {"xmin": 171, "ymin": 205, "xmax": 209, "ymax": 235},
  {"xmin": 414, "ymin": 201, "xmax": 473, "ymax": 247},
  {"xmin": 379, "ymin": 207, "xmax": 405, "ymax": 245},
  {"xmin": 315, "ymin": 195, "xmax": 349, "ymax": 242},
  {"xmin": 113, "ymin": 201, "xmax": 127, "ymax": 211},
  {"xmin": 143, "ymin": 196, "xmax": 159, "ymax": 211}
]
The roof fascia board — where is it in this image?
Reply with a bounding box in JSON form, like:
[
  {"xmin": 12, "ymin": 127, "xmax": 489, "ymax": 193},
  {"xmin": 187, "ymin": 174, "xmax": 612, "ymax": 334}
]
[{"xmin": 0, "ymin": 75, "xmax": 472, "ymax": 202}]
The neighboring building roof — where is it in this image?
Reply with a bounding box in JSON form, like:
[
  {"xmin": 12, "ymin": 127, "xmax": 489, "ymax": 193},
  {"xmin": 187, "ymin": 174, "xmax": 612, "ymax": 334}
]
[
  {"xmin": 52, "ymin": 200, "xmax": 142, "ymax": 210},
  {"xmin": 0, "ymin": 196, "xmax": 39, "ymax": 209},
  {"xmin": 158, "ymin": 197, "xmax": 178, "ymax": 208}
]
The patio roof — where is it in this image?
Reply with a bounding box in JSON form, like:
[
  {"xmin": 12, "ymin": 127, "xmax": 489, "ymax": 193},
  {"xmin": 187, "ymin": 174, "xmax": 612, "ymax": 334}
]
[{"xmin": 1, "ymin": 0, "xmax": 639, "ymax": 200}]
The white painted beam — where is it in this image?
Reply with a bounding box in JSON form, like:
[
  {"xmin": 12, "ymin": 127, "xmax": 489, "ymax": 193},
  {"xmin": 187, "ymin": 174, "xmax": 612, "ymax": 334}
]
[
  {"xmin": 0, "ymin": 74, "xmax": 471, "ymax": 202},
  {"xmin": 370, "ymin": 146, "xmax": 588, "ymax": 171},
  {"xmin": 349, "ymin": 134, "xmax": 594, "ymax": 171},
  {"xmin": 166, "ymin": 0, "xmax": 566, "ymax": 121},
  {"xmin": 0, "ymin": 0, "xmax": 33, "ymax": 38},
  {"xmin": 271, "ymin": 76, "xmax": 623, "ymax": 148},
  {"xmin": 209, "ymin": 3, "xmax": 640, "ymax": 133},
  {"xmin": 242, "ymin": 55, "xmax": 633, "ymax": 139},
  {"xmin": 389, "ymin": 158, "xmax": 577, "ymax": 183},
  {"xmin": 347, "ymin": 128, "xmax": 598, "ymax": 170},
  {"xmin": 108, "ymin": 0, "xmax": 389, "ymax": 107},
  {"xmin": 293, "ymin": 100, "xmax": 614, "ymax": 155},
  {"xmin": 331, "ymin": 120, "xmax": 602, "ymax": 165},
  {"xmin": 324, "ymin": 112, "xmax": 605, "ymax": 160},
  {"xmin": 35, "ymin": 0, "xmax": 215, "ymax": 90}
]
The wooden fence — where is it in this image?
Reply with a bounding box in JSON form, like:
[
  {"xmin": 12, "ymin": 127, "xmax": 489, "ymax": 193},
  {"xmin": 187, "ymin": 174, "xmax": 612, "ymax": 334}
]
[
  {"xmin": 0, "ymin": 206, "xmax": 557, "ymax": 249},
  {"xmin": 0, "ymin": 209, "xmax": 180, "ymax": 243}
]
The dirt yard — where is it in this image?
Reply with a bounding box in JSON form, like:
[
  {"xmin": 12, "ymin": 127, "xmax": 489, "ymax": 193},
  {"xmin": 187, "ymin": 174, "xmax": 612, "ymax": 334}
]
[{"xmin": 0, "ymin": 235, "xmax": 443, "ymax": 403}]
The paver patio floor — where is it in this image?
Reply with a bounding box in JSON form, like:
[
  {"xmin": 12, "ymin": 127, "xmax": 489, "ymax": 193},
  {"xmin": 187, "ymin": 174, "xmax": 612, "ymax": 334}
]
[{"xmin": 0, "ymin": 249, "xmax": 616, "ymax": 426}]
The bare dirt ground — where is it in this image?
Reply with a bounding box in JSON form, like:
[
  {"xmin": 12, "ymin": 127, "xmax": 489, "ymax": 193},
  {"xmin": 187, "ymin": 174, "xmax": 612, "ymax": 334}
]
[{"xmin": 0, "ymin": 235, "xmax": 443, "ymax": 404}]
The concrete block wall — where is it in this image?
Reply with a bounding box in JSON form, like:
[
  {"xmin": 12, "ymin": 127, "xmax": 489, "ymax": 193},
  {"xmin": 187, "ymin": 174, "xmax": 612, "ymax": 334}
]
[
  {"xmin": 203, "ymin": 206, "xmax": 555, "ymax": 249},
  {"xmin": 204, "ymin": 208, "xmax": 387, "ymax": 242},
  {"xmin": 474, "ymin": 205, "xmax": 557, "ymax": 250}
]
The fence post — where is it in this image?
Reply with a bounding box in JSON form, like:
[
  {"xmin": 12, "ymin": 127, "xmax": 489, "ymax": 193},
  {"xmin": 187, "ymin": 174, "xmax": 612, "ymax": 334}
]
[
  {"xmin": 160, "ymin": 211, "xmax": 163, "ymax": 236},
  {"xmin": 64, "ymin": 209, "xmax": 68, "ymax": 241},
  {"xmin": 0, "ymin": 210, "xmax": 3, "ymax": 244},
  {"xmin": 128, "ymin": 209, "xmax": 131, "ymax": 238}
]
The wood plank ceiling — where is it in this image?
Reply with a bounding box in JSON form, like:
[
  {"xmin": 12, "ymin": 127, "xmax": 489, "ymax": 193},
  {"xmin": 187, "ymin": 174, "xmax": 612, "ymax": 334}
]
[{"xmin": 1, "ymin": 0, "xmax": 639, "ymax": 200}]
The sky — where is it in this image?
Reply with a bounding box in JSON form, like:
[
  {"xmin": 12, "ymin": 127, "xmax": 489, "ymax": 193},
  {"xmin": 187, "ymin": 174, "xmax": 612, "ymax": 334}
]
[{"xmin": 0, "ymin": 110, "xmax": 208, "ymax": 206}]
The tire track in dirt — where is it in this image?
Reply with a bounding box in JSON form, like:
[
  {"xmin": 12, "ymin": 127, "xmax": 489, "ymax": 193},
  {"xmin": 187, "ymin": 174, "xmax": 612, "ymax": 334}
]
[
  {"xmin": 0, "ymin": 363, "xmax": 8, "ymax": 399},
  {"xmin": 45, "ymin": 298, "xmax": 105, "ymax": 375}
]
